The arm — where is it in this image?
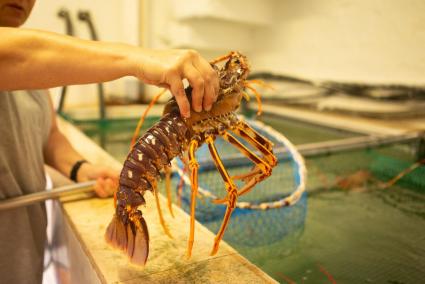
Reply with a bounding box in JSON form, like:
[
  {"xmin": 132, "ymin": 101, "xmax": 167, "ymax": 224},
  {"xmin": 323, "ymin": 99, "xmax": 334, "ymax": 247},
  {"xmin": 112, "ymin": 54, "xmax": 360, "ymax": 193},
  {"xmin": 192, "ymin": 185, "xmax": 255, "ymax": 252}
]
[
  {"xmin": 43, "ymin": 96, "xmax": 118, "ymax": 197},
  {"xmin": 0, "ymin": 27, "xmax": 219, "ymax": 117}
]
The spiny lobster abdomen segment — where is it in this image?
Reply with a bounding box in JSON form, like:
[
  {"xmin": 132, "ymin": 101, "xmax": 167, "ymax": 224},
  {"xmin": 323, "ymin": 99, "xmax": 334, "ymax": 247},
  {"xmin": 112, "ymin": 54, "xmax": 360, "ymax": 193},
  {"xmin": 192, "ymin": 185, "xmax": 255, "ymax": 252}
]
[
  {"xmin": 150, "ymin": 125, "xmax": 180, "ymax": 159},
  {"xmin": 132, "ymin": 113, "xmax": 189, "ymax": 173},
  {"xmin": 137, "ymin": 140, "xmax": 168, "ymax": 170},
  {"xmin": 116, "ymin": 185, "xmax": 146, "ymax": 209},
  {"xmin": 162, "ymin": 112, "xmax": 190, "ymax": 143},
  {"xmin": 120, "ymin": 157, "xmax": 152, "ymax": 188}
]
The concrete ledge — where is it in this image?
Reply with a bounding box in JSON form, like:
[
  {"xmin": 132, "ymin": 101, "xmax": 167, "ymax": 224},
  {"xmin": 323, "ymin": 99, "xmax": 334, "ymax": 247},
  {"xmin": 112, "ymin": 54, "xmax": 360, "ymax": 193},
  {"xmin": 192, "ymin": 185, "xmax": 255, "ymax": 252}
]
[{"xmin": 56, "ymin": 116, "xmax": 277, "ymax": 283}]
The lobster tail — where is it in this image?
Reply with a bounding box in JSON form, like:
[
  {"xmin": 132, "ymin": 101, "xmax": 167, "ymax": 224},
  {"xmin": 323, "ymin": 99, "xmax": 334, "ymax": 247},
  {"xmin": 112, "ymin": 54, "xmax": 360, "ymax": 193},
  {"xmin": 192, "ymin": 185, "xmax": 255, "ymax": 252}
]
[{"xmin": 105, "ymin": 212, "xmax": 149, "ymax": 266}]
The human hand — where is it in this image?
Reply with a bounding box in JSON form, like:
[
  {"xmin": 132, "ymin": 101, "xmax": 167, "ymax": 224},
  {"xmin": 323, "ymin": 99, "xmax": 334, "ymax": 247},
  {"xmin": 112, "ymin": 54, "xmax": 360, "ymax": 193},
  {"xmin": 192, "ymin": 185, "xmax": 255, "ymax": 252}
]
[
  {"xmin": 132, "ymin": 49, "xmax": 219, "ymax": 118},
  {"xmin": 77, "ymin": 163, "xmax": 119, "ymax": 198}
]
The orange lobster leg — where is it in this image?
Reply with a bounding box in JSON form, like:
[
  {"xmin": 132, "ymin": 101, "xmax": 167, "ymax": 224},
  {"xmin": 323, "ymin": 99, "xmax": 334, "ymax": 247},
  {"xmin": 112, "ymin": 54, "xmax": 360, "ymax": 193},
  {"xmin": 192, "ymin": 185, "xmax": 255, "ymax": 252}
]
[
  {"xmin": 153, "ymin": 181, "xmax": 173, "ymax": 239},
  {"xmin": 231, "ymin": 167, "xmax": 262, "ymax": 181},
  {"xmin": 213, "ymin": 171, "xmax": 265, "ymax": 205},
  {"xmin": 222, "ymin": 131, "xmax": 272, "ymax": 177},
  {"xmin": 176, "ymin": 156, "xmax": 190, "ymax": 208},
  {"xmin": 210, "ymin": 131, "xmax": 273, "ymax": 203},
  {"xmin": 214, "ymin": 122, "xmax": 278, "ymax": 203},
  {"xmin": 235, "ymin": 120, "xmax": 275, "ymax": 153},
  {"xmin": 187, "ymin": 139, "xmax": 199, "ymax": 258},
  {"xmin": 164, "ymin": 165, "xmax": 174, "ymax": 218},
  {"xmin": 211, "ymin": 175, "xmax": 263, "ymax": 206},
  {"xmin": 205, "ymin": 136, "xmax": 239, "ymax": 255}
]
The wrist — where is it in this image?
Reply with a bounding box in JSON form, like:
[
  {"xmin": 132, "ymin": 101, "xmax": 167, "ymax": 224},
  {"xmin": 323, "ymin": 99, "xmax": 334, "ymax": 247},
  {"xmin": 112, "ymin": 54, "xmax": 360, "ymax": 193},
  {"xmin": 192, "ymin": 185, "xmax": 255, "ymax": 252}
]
[
  {"xmin": 70, "ymin": 159, "xmax": 89, "ymax": 182},
  {"xmin": 91, "ymin": 41, "xmax": 138, "ymax": 80},
  {"xmin": 112, "ymin": 42, "xmax": 142, "ymax": 78}
]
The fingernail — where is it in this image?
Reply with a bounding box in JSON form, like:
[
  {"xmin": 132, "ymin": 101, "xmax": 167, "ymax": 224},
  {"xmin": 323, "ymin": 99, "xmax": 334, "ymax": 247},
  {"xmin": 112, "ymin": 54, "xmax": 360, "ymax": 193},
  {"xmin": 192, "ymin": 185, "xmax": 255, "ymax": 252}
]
[
  {"xmin": 205, "ymin": 104, "xmax": 212, "ymax": 111},
  {"xmin": 195, "ymin": 106, "xmax": 202, "ymax": 113},
  {"xmin": 183, "ymin": 111, "xmax": 190, "ymax": 118}
]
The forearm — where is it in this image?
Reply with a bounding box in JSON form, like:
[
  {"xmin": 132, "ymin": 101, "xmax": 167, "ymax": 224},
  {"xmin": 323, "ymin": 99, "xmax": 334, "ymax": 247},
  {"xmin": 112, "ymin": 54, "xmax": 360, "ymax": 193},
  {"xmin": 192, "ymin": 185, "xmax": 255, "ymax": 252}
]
[
  {"xmin": 0, "ymin": 27, "xmax": 138, "ymax": 90},
  {"xmin": 43, "ymin": 128, "xmax": 84, "ymax": 179},
  {"xmin": 1, "ymin": 26, "xmax": 220, "ymax": 116},
  {"xmin": 44, "ymin": 128, "xmax": 119, "ymax": 196}
]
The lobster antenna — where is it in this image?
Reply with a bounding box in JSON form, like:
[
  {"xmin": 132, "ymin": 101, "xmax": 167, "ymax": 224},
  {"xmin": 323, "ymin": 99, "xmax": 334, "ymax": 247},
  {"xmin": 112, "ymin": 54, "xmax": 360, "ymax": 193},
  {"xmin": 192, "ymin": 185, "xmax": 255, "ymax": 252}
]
[
  {"xmin": 242, "ymin": 91, "xmax": 251, "ymax": 101},
  {"xmin": 244, "ymin": 83, "xmax": 263, "ymax": 116},
  {"xmin": 380, "ymin": 157, "xmax": 425, "ymax": 189},
  {"xmin": 130, "ymin": 89, "xmax": 167, "ymax": 148},
  {"xmin": 247, "ymin": 79, "xmax": 275, "ymax": 90},
  {"xmin": 210, "ymin": 52, "xmax": 235, "ymax": 65}
]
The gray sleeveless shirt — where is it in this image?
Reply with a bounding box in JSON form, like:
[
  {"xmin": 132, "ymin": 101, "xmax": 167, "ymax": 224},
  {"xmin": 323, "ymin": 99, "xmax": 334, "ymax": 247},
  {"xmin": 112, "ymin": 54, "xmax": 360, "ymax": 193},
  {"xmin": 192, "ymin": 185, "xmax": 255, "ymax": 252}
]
[{"xmin": 0, "ymin": 90, "xmax": 52, "ymax": 283}]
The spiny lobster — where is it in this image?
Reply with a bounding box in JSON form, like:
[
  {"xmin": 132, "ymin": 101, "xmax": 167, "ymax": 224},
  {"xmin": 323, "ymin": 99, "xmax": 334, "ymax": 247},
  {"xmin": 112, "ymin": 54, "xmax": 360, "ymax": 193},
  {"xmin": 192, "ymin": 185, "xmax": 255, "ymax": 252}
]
[{"xmin": 105, "ymin": 51, "xmax": 277, "ymax": 265}]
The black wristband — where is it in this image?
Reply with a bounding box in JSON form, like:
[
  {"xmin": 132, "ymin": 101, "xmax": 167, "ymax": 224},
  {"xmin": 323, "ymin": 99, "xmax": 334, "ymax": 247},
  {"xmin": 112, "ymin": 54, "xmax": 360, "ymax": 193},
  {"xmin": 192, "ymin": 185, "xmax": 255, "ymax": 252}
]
[{"xmin": 70, "ymin": 160, "xmax": 88, "ymax": 182}]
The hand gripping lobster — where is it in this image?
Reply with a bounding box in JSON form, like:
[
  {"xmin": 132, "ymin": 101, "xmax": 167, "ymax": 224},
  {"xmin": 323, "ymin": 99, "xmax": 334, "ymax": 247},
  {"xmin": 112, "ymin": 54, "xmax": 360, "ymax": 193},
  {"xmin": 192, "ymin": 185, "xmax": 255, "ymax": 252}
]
[{"xmin": 104, "ymin": 51, "xmax": 277, "ymax": 265}]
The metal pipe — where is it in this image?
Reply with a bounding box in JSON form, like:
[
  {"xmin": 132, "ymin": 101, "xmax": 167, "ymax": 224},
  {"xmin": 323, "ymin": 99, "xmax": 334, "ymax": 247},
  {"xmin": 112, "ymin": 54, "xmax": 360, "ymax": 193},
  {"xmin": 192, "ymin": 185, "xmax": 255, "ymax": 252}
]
[
  {"xmin": 57, "ymin": 8, "xmax": 74, "ymax": 114},
  {"xmin": 78, "ymin": 10, "xmax": 106, "ymax": 120},
  {"xmin": 293, "ymin": 132, "xmax": 423, "ymax": 158},
  {"xmin": 0, "ymin": 181, "xmax": 96, "ymax": 211}
]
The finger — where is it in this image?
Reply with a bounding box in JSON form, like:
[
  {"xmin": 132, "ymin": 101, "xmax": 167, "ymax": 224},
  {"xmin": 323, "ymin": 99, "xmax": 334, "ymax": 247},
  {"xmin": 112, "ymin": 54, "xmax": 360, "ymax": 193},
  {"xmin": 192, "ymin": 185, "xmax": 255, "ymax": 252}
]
[
  {"xmin": 104, "ymin": 178, "xmax": 116, "ymax": 196},
  {"xmin": 213, "ymin": 72, "xmax": 220, "ymax": 101},
  {"xmin": 193, "ymin": 59, "xmax": 219, "ymax": 111},
  {"xmin": 94, "ymin": 179, "xmax": 109, "ymax": 198},
  {"xmin": 183, "ymin": 64, "xmax": 204, "ymax": 113},
  {"xmin": 101, "ymin": 168, "xmax": 120, "ymax": 182},
  {"xmin": 212, "ymin": 71, "xmax": 219, "ymax": 99},
  {"xmin": 203, "ymin": 83, "xmax": 216, "ymax": 111},
  {"xmin": 168, "ymin": 73, "xmax": 190, "ymax": 118}
]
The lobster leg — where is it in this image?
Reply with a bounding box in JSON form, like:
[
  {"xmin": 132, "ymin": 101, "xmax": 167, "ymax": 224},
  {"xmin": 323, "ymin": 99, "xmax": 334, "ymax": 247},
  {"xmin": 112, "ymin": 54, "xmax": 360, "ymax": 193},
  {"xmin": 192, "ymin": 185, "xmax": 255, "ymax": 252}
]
[
  {"xmin": 222, "ymin": 131, "xmax": 273, "ymax": 178},
  {"xmin": 176, "ymin": 170, "xmax": 185, "ymax": 208},
  {"xmin": 153, "ymin": 181, "xmax": 173, "ymax": 238},
  {"xmin": 205, "ymin": 136, "xmax": 239, "ymax": 255},
  {"xmin": 233, "ymin": 121, "xmax": 277, "ymax": 194},
  {"xmin": 187, "ymin": 139, "xmax": 199, "ymax": 258},
  {"xmin": 176, "ymin": 156, "xmax": 190, "ymax": 208},
  {"xmin": 211, "ymin": 129, "xmax": 276, "ymax": 204},
  {"xmin": 234, "ymin": 120, "xmax": 276, "ymax": 160},
  {"xmin": 164, "ymin": 165, "xmax": 174, "ymax": 218},
  {"xmin": 225, "ymin": 131, "xmax": 271, "ymax": 195},
  {"xmin": 231, "ymin": 168, "xmax": 262, "ymax": 181}
]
